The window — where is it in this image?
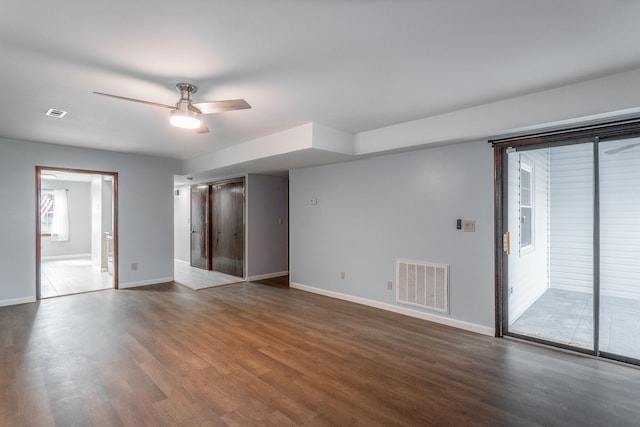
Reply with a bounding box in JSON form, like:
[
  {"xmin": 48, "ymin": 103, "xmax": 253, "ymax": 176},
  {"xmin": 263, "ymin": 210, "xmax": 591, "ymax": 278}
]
[
  {"xmin": 520, "ymin": 160, "xmax": 533, "ymax": 250},
  {"xmin": 40, "ymin": 190, "xmax": 55, "ymax": 235}
]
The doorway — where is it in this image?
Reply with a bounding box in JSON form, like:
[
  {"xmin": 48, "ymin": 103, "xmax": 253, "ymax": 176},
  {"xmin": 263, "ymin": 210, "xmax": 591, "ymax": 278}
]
[
  {"xmin": 36, "ymin": 167, "xmax": 118, "ymax": 299},
  {"xmin": 495, "ymin": 120, "xmax": 640, "ymax": 365},
  {"xmin": 190, "ymin": 178, "xmax": 245, "ymax": 278}
]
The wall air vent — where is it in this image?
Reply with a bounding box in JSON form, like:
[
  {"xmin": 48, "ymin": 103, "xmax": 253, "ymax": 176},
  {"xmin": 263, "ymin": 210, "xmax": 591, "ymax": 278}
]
[
  {"xmin": 45, "ymin": 108, "xmax": 67, "ymax": 118},
  {"xmin": 396, "ymin": 259, "xmax": 449, "ymax": 313}
]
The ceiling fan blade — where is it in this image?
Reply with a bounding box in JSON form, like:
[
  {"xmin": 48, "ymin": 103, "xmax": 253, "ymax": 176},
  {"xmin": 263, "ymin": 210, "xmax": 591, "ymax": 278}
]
[
  {"xmin": 196, "ymin": 122, "xmax": 210, "ymax": 134},
  {"xmin": 193, "ymin": 99, "xmax": 251, "ymax": 115},
  {"xmin": 93, "ymin": 92, "xmax": 175, "ymax": 109}
]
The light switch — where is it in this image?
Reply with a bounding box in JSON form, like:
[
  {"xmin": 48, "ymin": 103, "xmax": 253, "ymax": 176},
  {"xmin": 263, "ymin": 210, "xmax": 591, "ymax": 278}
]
[{"xmin": 463, "ymin": 220, "xmax": 476, "ymax": 232}]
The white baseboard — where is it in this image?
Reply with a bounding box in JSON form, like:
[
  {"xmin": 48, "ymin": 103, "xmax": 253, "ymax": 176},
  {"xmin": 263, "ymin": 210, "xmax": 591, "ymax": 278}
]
[
  {"xmin": 247, "ymin": 271, "xmax": 289, "ymax": 282},
  {"xmin": 118, "ymin": 277, "xmax": 174, "ymax": 289},
  {"xmin": 290, "ymin": 282, "xmax": 495, "ymax": 337},
  {"xmin": 174, "ymin": 259, "xmax": 189, "ymax": 265},
  {"xmin": 41, "ymin": 253, "xmax": 91, "ymax": 261},
  {"xmin": 0, "ymin": 296, "xmax": 37, "ymax": 307}
]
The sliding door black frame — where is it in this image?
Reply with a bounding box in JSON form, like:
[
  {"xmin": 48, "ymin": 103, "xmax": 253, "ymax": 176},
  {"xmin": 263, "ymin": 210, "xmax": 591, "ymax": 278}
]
[{"xmin": 491, "ymin": 117, "xmax": 640, "ymax": 365}]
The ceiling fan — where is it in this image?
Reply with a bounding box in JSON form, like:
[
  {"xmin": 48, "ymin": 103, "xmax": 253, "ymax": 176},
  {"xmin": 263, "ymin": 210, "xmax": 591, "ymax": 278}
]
[{"xmin": 94, "ymin": 83, "xmax": 251, "ymax": 133}]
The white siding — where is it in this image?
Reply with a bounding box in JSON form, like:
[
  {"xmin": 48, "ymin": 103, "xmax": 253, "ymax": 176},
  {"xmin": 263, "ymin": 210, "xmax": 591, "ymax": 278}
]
[
  {"xmin": 600, "ymin": 138, "xmax": 640, "ymax": 300},
  {"xmin": 548, "ymin": 144, "xmax": 594, "ymax": 293},
  {"xmin": 507, "ymin": 150, "xmax": 550, "ymax": 321}
]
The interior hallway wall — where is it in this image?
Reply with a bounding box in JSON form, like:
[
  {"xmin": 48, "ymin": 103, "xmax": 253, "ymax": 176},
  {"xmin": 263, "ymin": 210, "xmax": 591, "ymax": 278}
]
[
  {"xmin": 246, "ymin": 174, "xmax": 289, "ymax": 280},
  {"xmin": 173, "ymin": 184, "xmax": 191, "ymax": 263}
]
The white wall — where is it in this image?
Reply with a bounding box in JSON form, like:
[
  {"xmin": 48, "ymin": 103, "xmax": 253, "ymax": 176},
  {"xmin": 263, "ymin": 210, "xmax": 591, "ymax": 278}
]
[
  {"xmin": 89, "ymin": 175, "xmax": 114, "ymax": 270},
  {"xmin": 91, "ymin": 176, "xmax": 103, "ymax": 269},
  {"xmin": 173, "ymin": 184, "xmax": 191, "ymax": 263},
  {"xmin": 289, "ymin": 140, "xmax": 494, "ymax": 333},
  {"xmin": 0, "ymin": 137, "xmax": 180, "ymax": 305},
  {"xmin": 246, "ymin": 174, "xmax": 288, "ymax": 280},
  {"xmin": 102, "ymin": 178, "xmax": 113, "ymax": 269},
  {"xmin": 41, "ymin": 180, "xmax": 91, "ymax": 258}
]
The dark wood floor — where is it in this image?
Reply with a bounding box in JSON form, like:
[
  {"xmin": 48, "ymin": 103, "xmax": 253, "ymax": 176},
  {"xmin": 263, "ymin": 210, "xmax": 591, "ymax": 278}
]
[{"xmin": 1, "ymin": 280, "xmax": 640, "ymax": 426}]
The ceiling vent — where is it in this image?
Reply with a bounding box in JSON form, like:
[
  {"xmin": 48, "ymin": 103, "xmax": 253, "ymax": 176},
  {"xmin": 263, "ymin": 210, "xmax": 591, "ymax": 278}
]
[{"xmin": 45, "ymin": 108, "xmax": 67, "ymax": 118}]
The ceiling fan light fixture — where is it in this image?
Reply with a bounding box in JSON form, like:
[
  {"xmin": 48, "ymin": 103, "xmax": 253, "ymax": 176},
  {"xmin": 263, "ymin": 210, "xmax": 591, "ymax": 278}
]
[
  {"xmin": 170, "ymin": 107, "xmax": 201, "ymax": 129},
  {"xmin": 94, "ymin": 82, "xmax": 249, "ymax": 135}
]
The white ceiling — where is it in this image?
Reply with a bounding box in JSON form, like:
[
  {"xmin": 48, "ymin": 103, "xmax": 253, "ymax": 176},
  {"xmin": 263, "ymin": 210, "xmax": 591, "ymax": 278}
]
[{"xmin": 3, "ymin": 1, "xmax": 640, "ymax": 174}]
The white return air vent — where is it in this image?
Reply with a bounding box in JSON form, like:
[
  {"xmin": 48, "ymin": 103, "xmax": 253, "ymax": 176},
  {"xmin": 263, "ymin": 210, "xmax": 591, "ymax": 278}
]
[
  {"xmin": 396, "ymin": 260, "xmax": 449, "ymax": 313},
  {"xmin": 45, "ymin": 108, "xmax": 68, "ymax": 118}
]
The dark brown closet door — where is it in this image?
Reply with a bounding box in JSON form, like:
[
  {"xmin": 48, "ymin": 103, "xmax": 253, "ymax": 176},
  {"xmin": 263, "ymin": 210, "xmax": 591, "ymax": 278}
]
[
  {"xmin": 190, "ymin": 185, "xmax": 210, "ymax": 269},
  {"xmin": 211, "ymin": 181, "xmax": 244, "ymax": 277}
]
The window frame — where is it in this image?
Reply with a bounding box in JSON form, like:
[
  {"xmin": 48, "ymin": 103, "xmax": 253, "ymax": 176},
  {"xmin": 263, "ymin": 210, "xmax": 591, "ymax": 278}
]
[
  {"xmin": 40, "ymin": 189, "xmax": 55, "ymax": 237},
  {"xmin": 519, "ymin": 158, "xmax": 534, "ymax": 252}
]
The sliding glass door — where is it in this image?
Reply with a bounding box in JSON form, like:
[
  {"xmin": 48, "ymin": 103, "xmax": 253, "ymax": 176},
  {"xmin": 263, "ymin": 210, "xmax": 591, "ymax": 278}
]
[
  {"xmin": 505, "ymin": 143, "xmax": 594, "ymax": 351},
  {"xmin": 497, "ymin": 123, "xmax": 640, "ymax": 365},
  {"xmin": 598, "ymin": 138, "xmax": 640, "ymax": 362}
]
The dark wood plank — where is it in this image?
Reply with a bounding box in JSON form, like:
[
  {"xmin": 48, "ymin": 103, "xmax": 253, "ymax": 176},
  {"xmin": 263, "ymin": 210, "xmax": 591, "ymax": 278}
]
[{"xmin": 1, "ymin": 282, "xmax": 640, "ymax": 426}]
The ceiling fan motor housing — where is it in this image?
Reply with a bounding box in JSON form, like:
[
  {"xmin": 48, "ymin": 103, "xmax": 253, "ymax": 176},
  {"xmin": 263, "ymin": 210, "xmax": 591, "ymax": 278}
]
[
  {"xmin": 176, "ymin": 83, "xmax": 198, "ymax": 100},
  {"xmin": 171, "ymin": 102, "xmax": 202, "ymax": 129}
]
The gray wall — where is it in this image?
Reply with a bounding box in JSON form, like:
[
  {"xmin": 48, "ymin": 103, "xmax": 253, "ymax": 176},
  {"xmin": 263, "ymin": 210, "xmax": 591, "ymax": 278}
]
[
  {"xmin": 0, "ymin": 137, "xmax": 180, "ymax": 304},
  {"xmin": 289, "ymin": 140, "xmax": 494, "ymax": 330},
  {"xmin": 41, "ymin": 180, "xmax": 91, "ymax": 258},
  {"xmin": 246, "ymin": 174, "xmax": 288, "ymax": 279}
]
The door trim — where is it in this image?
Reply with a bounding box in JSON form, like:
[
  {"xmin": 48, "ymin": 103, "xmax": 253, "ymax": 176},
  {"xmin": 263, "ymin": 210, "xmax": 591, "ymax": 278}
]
[
  {"xmin": 493, "ymin": 146, "xmax": 506, "ymax": 337},
  {"xmin": 36, "ymin": 166, "xmax": 119, "ymax": 299}
]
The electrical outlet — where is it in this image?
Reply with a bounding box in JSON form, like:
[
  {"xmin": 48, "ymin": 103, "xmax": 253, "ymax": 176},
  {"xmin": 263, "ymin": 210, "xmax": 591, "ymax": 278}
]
[
  {"xmin": 131, "ymin": 262, "xmax": 138, "ymax": 271},
  {"xmin": 340, "ymin": 272, "xmax": 345, "ymax": 280},
  {"xmin": 387, "ymin": 281, "xmax": 393, "ymax": 290},
  {"xmin": 509, "ymin": 287, "xmax": 514, "ymax": 296}
]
